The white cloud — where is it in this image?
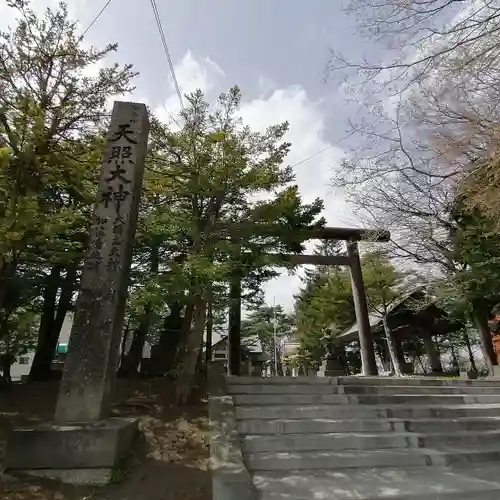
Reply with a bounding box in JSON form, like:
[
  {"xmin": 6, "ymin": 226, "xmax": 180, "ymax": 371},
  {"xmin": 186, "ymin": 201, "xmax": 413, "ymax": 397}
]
[
  {"xmin": 152, "ymin": 52, "xmax": 355, "ymax": 311},
  {"xmin": 175, "ymin": 51, "xmax": 225, "ymax": 95},
  {"xmin": 0, "ymin": 0, "xmax": 88, "ymax": 25},
  {"xmin": 1, "ymin": 1, "xmax": 92, "ymax": 49},
  {"xmin": 240, "ymin": 86, "xmax": 346, "ymax": 211},
  {"xmin": 240, "ymin": 81, "xmax": 352, "ymax": 311},
  {"xmin": 257, "ymin": 74, "xmax": 276, "ymax": 96},
  {"xmin": 155, "ymin": 51, "xmax": 226, "ymax": 126}
]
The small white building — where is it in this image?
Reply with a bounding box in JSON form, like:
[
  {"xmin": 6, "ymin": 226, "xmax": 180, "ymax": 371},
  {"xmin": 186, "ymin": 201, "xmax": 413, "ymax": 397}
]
[{"xmin": 10, "ymin": 313, "xmax": 74, "ymax": 381}]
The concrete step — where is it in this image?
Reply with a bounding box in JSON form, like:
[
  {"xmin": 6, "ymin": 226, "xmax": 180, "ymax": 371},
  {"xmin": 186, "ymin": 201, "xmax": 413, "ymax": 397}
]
[
  {"xmin": 242, "ymin": 432, "xmax": 412, "ymax": 453},
  {"xmin": 233, "ymin": 394, "xmax": 349, "ymax": 405},
  {"xmin": 228, "ymin": 383, "xmax": 345, "ymax": 394},
  {"xmin": 232, "ymin": 393, "xmax": 500, "ymax": 406},
  {"xmin": 253, "ymin": 466, "xmax": 500, "ymax": 499},
  {"xmin": 238, "ymin": 418, "xmax": 395, "ymax": 434},
  {"xmin": 235, "ymin": 403, "xmax": 500, "ymax": 420},
  {"xmin": 353, "ymin": 394, "xmax": 500, "ymax": 405},
  {"xmin": 228, "ymin": 376, "xmax": 500, "ymax": 388},
  {"xmin": 245, "ymin": 447, "xmax": 500, "ymax": 471},
  {"xmin": 339, "ymin": 377, "xmax": 500, "ymax": 387},
  {"xmin": 344, "ymin": 384, "xmax": 500, "ymax": 395},
  {"xmin": 404, "ymin": 416, "xmax": 500, "ymax": 433},
  {"xmin": 241, "ymin": 430, "xmax": 500, "ymax": 453},
  {"xmin": 227, "ymin": 376, "xmax": 340, "ymax": 385},
  {"xmin": 228, "ymin": 383, "xmax": 500, "ymax": 396},
  {"xmin": 238, "ymin": 416, "xmax": 500, "ymax": 435}
]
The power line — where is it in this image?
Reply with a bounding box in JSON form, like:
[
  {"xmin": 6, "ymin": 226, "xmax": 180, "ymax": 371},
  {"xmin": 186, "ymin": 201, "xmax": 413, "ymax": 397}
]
[
  {"xmin": 289, "ymin": 144, "xmax": 336, "ymax": 169},
  {"xmin": 288, "ymin": 130, "xmax": 356, "ymax": 169},
  {"xmin": 149, "ymin": 0, "xmax": 184, "ymax": 110},
  {"xmin": 80, "ymin": 0, "xmax": 114, "ymax": 39}
]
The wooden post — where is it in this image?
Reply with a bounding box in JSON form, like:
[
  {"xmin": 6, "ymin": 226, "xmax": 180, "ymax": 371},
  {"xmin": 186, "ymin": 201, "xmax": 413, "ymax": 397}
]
[
  {"xmin": 228, "ymin": 271, "xmax": 242, "ymax": 376},
  {"xmin": 346, "ymin": 241, "xmax": 378, "ymax": 376}
]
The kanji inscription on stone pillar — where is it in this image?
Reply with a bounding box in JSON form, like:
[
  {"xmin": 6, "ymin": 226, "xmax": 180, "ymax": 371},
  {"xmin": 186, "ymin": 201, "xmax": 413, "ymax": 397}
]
[{"xmin": 54, "ymin": 102, "xmax": 149, "ymax": 423}]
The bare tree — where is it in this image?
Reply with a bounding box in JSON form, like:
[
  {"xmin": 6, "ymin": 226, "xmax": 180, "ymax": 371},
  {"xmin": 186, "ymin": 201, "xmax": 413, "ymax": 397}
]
[
  {"xmin": 334, "ymin": 90, "xmax": 500, "ymax": 370},
  {"xmin": 330, "ymin": 0, "xmax": 500, "ymax": 96},
  {"xmin": 337, "ymin": 96, "xmax": 457, "ymax": 274},
  {"xmin": 328, "ymin": 1, "xmax": 500, "ymax": 371}
]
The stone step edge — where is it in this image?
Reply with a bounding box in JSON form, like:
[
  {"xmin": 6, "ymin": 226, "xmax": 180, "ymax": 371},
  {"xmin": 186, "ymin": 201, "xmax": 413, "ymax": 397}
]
[
  {"xmin": 229, "ymin": 386, "xmax": 500, "ymax": 391},
  {"xmin": 237, "ymin": 420, "xmax": 500, "ymax": 434},
  {"xmin": 229, "ymin": 388, "xmax": 500, "ymax": 395},
  {"xmin": 241, "ymin": 429, "xmax": 500, "ymax": 440},
  {"xmin": 246, "ymin": 447, "xmax": 500, "ymax": 461},
  {"xmin": 233, "ymin": 395, "xmax": 500, "ymax": 405},
  {"xmin": 258, "ymin": 490, "xmax": 500, "ymax": 500},
  {"xmin": 227, "ymin": 376, "xmax": 500, "ymax": 385},
  {"xmin": 238, "ymin": 416, "xmax": 500, "ymax": 424},
  {"xmin": 235, "ymin": 403, "xmax": 500, "ymax": 413},
  {"xmin": 254, "ymin": 467, "xmax": 500, "ymax": 500}
]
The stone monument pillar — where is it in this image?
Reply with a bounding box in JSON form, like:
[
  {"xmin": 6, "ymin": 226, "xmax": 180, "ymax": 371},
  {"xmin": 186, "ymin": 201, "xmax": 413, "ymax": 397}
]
[
  {"xmin": 6, "ymin": 102, "xmax": 150, "ymax": 484},
  {"xmin": 55, "ymin": 101, "xmax": 149, "ymax": 422}
]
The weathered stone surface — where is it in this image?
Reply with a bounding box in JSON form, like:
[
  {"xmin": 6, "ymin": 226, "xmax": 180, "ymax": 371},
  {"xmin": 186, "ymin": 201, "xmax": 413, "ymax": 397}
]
[
  {"xmin": 230, "ymin": 377, "xmax": 500, "ymax": 498},
  {"xmin": 22, "ymin": 468, "xmax": 114, "ymax": 486},
  {"xmin": 318, "ymin": 357, "xmax": 345, "ymax": 377},
  {"xmin": 254, "ymin": 467, "xmax": 500, "ymax": 500},
  {"xmin": 5, "ymin": 103, "xmax": 148, "ymax": 485},
  {"xmin": 490, "ymin": 365, "xmax": 500, "ymax": 379},
  {"xmin": 54, "ymin": 102, "xmax": 149, "ymax": 424},
  {"xmin": 210, "ymin": 395, "xmax": 258, "ymax": 500},
  {"xmin": 6, "ymin": 418, "xmax": 137, "ymax": 472},
  {"xmin": 208, "ymin": 360, "xmax": 228, "ymax": 396}
]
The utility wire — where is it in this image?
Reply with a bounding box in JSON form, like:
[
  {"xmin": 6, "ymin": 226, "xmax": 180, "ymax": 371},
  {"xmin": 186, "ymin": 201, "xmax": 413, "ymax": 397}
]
[
  {"xmin": 288, "ymin": 129, "xmax": 356, "ymax": 169},
  {"xmin": 149, "ymin": 0, "xmax": 184, "ymax": 110},
  {"xmin": 80, "ymin": 0, "xmax": 114, "ymax": 39}
]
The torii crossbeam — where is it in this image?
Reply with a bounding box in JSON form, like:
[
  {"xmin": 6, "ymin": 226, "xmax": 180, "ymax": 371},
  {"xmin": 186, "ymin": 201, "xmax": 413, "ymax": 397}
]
[{"xmin": 228, "ymin": 226, "xmax": 390, "ymax": 377}]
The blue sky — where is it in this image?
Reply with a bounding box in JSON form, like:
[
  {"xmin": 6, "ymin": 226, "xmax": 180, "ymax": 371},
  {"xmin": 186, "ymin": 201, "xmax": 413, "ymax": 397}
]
[{"xmin": 1, "ymin": 0, "xmax": 371, "ymax": 310}]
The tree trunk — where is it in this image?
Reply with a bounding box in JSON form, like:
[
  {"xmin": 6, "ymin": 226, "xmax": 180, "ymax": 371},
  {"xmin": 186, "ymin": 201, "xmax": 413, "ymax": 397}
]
[
  {"xmin": 472, "ymin": 300, "xmax": 497, "ymax": 374},
  {"xmin": 172, "ymin": 301, "xmax": 196, "ymax": 373},
  {"xmin": 276, "ymin": 347, "xmax": 285, "ymax": 376},
  {"xmin": 205, "ymin": 294, "xmax": 213, "ymax": 376},
  {"xmin": 450, "ymin": 345, "xmax": 460, "ymax": 374},
  {"xmin": 0, "ymin": 353, "xmax": 13, "ymax": 384},
  {"xmin": 117, "ymin": 245, "xmax": 159, "ymax": 377},
  {"xmin": 416, "ymin": 355, "xmax": 427, "ymax": 374},
  {"xmin": 118, "ymin": 313, "xmax": 151, "ymax": 377},
  {"xmin": 375, "ymin": 340, "xmax": 389, "ymax": 371},
  {"xmin": 228, "ymin": 271, "xmax": 242, "ymax": 376},
  {"xmin": 382, "ymin": 316, "xmax": 402, "ymax": 376},
  {"xmin": 394, "ymin": 337, "xmax": 406, "ymax": 367},
  {"xmin": 423, "ymin": 334, "xmax": 443, "ymax": 373},
  {"xmin": 463, "ymin": 331, "xmax": 477, "ymax": 373},
  {"xmin": 176, "ymin": 296, "xmax": 207, "ymax": 405},
  {"xmin": 120, "ymin": 318, "xmax": 131, "ymax": 364},
  {"xmin": 29, "ymin": 266, "xmax": 62, "ymax": 381},
  {"xmin": 149, "ymin": 302, "xmax": 184, "ymax": 375},
  {"xmin": 0, "ymin": 260, "xmax": 17, "ymax": 331}
]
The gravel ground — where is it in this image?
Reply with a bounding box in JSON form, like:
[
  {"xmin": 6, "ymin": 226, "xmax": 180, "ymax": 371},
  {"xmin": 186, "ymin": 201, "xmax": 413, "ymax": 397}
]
[{"xmin": 0, "ymin": 379, "xmax": 211, "ymax": 500}]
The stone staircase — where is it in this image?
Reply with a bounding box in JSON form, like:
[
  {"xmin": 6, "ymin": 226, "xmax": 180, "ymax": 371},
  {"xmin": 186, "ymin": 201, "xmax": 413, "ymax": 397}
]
[{"xmin": 227, "ymin": 376, "xmax": 500, "ymax": 499}]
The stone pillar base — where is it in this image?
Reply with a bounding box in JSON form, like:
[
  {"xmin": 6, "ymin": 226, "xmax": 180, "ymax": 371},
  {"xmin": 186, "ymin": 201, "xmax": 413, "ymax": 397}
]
[
  {"xmin": 488, "ymin": 365, "xmax": 500, "ymax": 379},
  {"xmin": 317, "ymin": 357, "xmax": 346, "ymax": 377},
  {"xmin": 460, "ymin": 370, "xmax": 478, "ymax": 380},
  {"xmin": 5, "ymin": 417, "xmax": 137, "ymax": 485}
]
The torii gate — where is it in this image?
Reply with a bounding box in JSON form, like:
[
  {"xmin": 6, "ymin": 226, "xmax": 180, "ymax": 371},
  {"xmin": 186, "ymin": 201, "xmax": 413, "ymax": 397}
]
[{"xmin": 228, "ymin": 226, "xmax": 390, "ymax": 377}]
